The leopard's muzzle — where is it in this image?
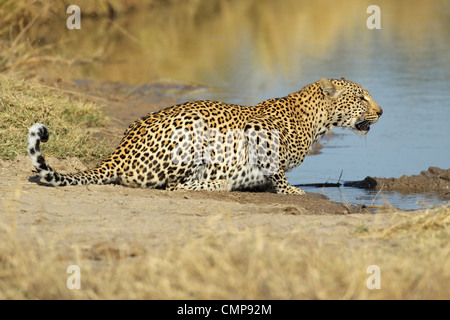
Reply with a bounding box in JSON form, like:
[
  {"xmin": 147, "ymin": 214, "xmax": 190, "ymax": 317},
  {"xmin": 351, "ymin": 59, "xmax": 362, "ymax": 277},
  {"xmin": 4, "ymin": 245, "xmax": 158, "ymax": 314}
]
[{"xmin": 355, "ymin": 120, "xmax": 372, "ymax": 132}]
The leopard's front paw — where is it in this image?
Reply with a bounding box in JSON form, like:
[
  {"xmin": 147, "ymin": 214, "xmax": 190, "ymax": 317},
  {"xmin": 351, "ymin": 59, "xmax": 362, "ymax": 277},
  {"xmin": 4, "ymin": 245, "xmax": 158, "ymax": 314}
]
[{"xmin": 277, "ymin": 186, "xmax": 306, "ymax": 195}]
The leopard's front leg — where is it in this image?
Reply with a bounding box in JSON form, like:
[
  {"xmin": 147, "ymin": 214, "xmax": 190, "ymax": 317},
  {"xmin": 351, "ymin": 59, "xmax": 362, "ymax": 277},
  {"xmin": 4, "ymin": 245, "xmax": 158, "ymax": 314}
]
[{"xmin": 268, "ymin": 169, "xmax": 306, "ymax": 195}]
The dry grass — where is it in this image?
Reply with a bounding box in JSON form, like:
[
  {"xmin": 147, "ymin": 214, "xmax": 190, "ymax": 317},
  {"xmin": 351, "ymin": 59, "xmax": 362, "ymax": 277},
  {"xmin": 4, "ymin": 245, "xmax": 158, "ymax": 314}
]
[
  {"xmin": 374, "ymin": 205, "xmax": 450, "ymax": 237},
  {"xmin": 0, "ymin": 76, "xmax": 110, "ymax": 162},
  {"xmin": 0, "ymin": 0, "xmax": 168, "ymax": 74},
  {"xmin": 1, "ymin": 204, "xmax": 448, "ymax": 299}
]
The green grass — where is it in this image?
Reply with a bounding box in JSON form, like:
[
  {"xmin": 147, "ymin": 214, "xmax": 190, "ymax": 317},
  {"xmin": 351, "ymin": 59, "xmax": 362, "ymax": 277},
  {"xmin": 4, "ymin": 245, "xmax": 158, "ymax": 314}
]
[{"xmin": 0, "ymin": 76, "xmax": 111, "ymax": 163}]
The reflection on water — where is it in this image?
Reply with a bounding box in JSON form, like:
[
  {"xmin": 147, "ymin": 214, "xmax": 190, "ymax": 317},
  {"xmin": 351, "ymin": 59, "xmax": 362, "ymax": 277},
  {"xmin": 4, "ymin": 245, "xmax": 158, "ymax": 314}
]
[{"xmin": 49, "ymin": 0, "xmax": 449, "ymax": 210}]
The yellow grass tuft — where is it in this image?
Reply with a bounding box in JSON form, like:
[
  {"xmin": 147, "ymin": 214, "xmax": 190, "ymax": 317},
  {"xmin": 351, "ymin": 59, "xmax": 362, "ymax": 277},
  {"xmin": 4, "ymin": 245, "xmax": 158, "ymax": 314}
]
[
  {"xmin": 372, "ymin": 205, "xmax": 450, "ymax": 238},
  {"xmin": 0, "ymin": 76, "xmax": 110, "ymax": 162}
]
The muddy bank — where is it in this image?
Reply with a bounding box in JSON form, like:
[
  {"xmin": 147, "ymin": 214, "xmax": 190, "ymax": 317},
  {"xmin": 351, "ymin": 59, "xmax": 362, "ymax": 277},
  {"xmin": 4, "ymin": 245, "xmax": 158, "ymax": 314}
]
[{"xmin": 347, "ymin": 167, "xmax": 450, "ymax": 200}]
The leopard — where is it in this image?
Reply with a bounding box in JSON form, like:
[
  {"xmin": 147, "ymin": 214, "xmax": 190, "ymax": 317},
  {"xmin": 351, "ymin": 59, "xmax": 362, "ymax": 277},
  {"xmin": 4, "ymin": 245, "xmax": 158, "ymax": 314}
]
[{"xmin": 27, "ymin": 77, "xmax": 382, "ymax": 195}]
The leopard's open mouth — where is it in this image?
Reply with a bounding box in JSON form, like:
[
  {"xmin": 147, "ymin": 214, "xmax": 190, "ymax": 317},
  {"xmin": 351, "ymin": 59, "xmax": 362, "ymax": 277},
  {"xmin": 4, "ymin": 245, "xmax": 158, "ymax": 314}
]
[{"xmin": 355, "ymin": 120, "xmax": 371, "ymax": 132}]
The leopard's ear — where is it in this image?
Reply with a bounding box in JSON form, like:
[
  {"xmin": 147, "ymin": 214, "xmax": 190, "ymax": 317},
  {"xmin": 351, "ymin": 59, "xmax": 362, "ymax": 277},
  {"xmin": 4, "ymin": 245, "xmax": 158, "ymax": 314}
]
[{"xmin": 319, "ymin": 78, "xmax": 343, "ymax": 99}]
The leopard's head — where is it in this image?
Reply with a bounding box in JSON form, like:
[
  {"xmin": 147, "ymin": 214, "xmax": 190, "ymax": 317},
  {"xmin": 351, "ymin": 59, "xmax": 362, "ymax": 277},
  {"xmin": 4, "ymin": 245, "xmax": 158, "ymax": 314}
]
[{"xmin": 320, "ymin": 77, "xmax": 382, "ymax": 135}]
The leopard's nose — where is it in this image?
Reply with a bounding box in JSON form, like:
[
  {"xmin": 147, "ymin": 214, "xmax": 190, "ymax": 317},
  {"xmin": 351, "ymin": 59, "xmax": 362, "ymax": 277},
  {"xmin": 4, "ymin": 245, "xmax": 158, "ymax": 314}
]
[{"xmin": 374, "ymin": 105, "xmax": 383, "ymax": 117}]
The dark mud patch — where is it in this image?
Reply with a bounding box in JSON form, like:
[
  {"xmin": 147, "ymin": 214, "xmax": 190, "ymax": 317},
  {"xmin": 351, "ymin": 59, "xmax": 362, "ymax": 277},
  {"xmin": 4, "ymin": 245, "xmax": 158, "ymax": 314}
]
[{"xmin": 348, "ymin": 167, "xmax": 450, "ymax": 200}]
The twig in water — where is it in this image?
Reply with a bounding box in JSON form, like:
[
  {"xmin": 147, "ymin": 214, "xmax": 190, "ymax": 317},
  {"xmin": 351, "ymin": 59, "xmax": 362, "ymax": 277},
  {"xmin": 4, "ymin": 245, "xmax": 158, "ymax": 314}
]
[{"xmin": 370, "ymin": 184, "xmax": 385, "ymax": 206}]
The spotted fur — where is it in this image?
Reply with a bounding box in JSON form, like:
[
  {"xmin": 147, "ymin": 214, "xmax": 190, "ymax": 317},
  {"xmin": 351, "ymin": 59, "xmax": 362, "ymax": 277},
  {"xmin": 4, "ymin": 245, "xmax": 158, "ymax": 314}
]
[{"xmin": 27, "ymin": 78, "xmax": 382, "ymax": 194}]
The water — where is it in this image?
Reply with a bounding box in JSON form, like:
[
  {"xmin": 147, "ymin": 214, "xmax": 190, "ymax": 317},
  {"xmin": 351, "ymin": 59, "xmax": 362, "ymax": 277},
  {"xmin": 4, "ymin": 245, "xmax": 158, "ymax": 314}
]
[
  {"xmin": 299, "ymin": 186, "xmax": 445, "ymax": 211},
  {"xmin": 53, "ymin": 0, "xmax": 449, "ymax": 210}
]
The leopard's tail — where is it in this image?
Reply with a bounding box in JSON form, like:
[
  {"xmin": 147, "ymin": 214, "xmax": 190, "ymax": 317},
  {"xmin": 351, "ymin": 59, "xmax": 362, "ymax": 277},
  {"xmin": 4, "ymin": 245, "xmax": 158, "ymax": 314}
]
[{"xmin": 27, "ymin": 123, "xmax": 115, "ymax": 186}]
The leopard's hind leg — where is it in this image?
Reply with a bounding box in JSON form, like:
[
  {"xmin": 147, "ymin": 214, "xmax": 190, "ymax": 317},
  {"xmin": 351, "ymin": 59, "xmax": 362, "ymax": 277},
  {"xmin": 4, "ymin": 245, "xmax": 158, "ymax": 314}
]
[{"xmin": 169, "ymin": 179, "xmax": 232, "ymax": 191}]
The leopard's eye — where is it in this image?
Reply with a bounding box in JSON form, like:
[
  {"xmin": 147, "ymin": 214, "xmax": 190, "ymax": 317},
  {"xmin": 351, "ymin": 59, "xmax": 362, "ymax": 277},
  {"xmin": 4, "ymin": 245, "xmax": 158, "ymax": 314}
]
[{"xmin": 360, "ymin": 96, "xmax": 369, "ymax": 102}]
